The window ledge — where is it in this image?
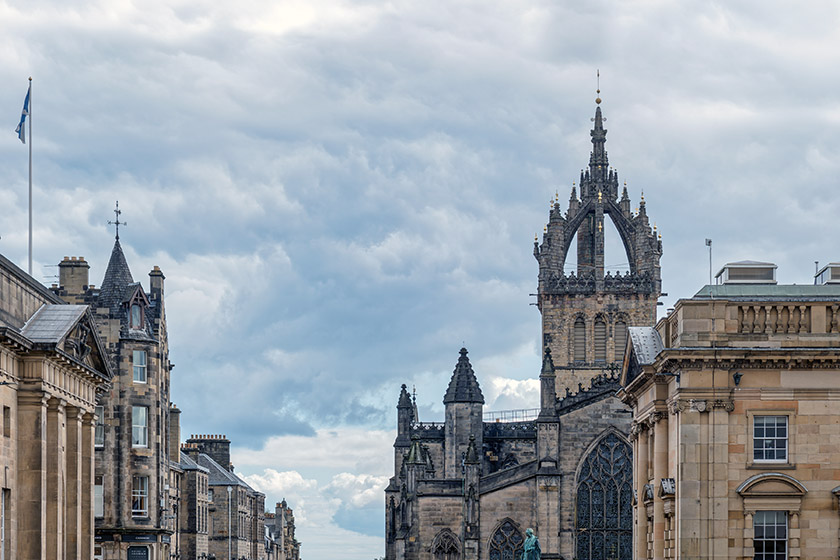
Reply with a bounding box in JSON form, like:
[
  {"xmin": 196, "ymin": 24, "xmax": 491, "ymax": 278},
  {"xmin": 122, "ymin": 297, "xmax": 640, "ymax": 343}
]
[{"xmin": 746, "ymin": 462, "xmax": 796, "ymax": 470}]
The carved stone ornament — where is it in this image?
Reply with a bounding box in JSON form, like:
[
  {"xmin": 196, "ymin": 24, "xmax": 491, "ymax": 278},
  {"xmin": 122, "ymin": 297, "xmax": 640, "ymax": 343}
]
[
  {"xmin": 649, "ymin": 410, "xmax": 666, "ymax": 424},
  {"xmin": 669, "ymin": 400, "xmax": 687, "ymax": 415},
  {"xmin": 712, "ymin": 399, "xmax": 735, "ymax": 412},
  {"xmin": 691, "ymin": 400, "xmax": 707, "ymax": 413}
]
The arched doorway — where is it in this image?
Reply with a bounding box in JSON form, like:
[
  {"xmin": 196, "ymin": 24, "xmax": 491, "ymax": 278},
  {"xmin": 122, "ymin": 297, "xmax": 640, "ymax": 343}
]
[{"xmin": 576, "ymin": 432, "xmax": 633, "ymax": 560}]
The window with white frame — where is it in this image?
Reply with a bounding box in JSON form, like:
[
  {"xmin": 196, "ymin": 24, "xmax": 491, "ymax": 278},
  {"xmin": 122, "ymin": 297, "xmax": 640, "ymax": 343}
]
[
  {"xmin": 754, "ymin": 510, "xmax": 787, "ymax": 560},
  {"xmin": 132, "ymin": 406, "xmax": 148, "ymax": 447},
  {"xmin": 95, "ymin": 405, "xmax": 104, "ymax": 447},
  {"xmin": 132, "ymin": 350, "xmax": 147, "ymax": 383},
  {"xmin": 131, "ymin": 476, "xmax": 149, "ymax": 517},
  {"xmin": 753, "ymin": 416, "xmax": 788, "ymax": 462}
]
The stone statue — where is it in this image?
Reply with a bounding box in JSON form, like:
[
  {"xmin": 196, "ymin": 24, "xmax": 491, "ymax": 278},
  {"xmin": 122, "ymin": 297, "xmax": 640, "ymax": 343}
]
[{"xmin": 523, "ymin": 528, "xmax": 540, "ymax": 560}]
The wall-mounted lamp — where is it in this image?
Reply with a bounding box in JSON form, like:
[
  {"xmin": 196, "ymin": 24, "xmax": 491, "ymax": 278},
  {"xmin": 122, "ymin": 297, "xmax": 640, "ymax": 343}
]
[{"xmin": 733, "ymin": 371, "xmax": 743, "ymax": 387}]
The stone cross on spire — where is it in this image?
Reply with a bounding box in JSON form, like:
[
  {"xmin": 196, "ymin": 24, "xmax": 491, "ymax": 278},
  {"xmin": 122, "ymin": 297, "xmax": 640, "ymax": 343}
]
[{"xmin": 107, "ymin": 201, "xmax": 127, "ymax": 240}]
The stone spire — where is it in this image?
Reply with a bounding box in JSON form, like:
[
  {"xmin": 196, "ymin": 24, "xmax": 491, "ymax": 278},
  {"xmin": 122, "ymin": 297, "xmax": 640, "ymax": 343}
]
[
  {"xmin": 443, "ymin": 348, "xmax": 484, "ymax": 404},
  {"xmin": 98, "ymin": 239, "xmax": 134, "ymax": 312},
  {"xmin": 587, "ymin": 105, "xmax": 609, "ymax": 197},
  {"xmin": 398, "ymin": 384, "xmax": 412, "ymax": 409}
]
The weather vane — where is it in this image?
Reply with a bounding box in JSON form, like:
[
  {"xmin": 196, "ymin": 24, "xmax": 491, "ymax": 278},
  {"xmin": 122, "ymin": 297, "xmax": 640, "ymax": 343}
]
[{"xmin": 107, "ymin": 201, "xmax": 127, "ymax": 240}]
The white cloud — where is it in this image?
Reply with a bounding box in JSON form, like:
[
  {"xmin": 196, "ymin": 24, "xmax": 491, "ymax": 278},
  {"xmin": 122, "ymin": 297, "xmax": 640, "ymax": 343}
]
[{"xmin": 3, "ymin": 1, "xmax": 840, "ymax": 558}]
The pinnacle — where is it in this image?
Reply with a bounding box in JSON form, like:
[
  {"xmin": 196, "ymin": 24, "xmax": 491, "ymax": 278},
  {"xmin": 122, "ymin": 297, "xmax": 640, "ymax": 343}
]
[{"xmin": 443, "ymin": 348, "xmax": 484, "ymax": 404}]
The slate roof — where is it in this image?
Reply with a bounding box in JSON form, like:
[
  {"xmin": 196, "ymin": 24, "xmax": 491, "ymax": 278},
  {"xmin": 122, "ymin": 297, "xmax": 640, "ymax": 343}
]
[
  {"xmin": 694, "ymin": 284, "xmax": 840, "ymax": 300},
  {"xmin": 98, "ymin": 239, "xmax": 134, "ymax": 312},
  {"xmin": 443, "ymin": 347, "xmax": 484, "ymax": 404},
  {"xmin": 628, "ymin": 327, "xmax": 664, "ymax": 365},
  {"xmin": 178, "ymin": 453, "xmax": 210, "ymax": 473},
  {"xmin": 195, "ymin": 452, "xmax": 256, "ymax": 491},
  {"xmin": 20, "ymin": 305, "xmax": 87, "ymax": 343}
]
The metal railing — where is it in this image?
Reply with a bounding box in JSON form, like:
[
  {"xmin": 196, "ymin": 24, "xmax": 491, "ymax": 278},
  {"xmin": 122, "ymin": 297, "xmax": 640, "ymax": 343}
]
[{"xmin": 482, "ymin": 408, "xmax": 540, "ymax": 423}]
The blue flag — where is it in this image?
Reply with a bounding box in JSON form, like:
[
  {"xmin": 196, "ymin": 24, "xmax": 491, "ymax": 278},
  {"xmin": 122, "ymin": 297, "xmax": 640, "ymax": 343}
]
[{"xmin": 16, "ymin": 85, "xmax": 30, "ymax": 144}]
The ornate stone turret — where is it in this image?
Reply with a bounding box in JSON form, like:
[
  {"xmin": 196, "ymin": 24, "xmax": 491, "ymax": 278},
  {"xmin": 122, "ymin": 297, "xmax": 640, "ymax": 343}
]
[
  {"xmin": 443, "ymin": 348, "xmax": 484, "ymax": 477},
  {"xmin": 534, "ymin": 97, "xmax": 663, "ymax": 395},
  {"xmin": 396, "ymin": 384, "xmax": 413, "ymax": 445}
]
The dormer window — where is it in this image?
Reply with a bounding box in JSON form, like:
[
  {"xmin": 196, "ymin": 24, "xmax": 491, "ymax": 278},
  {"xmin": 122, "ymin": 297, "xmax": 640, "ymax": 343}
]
[{"xmin": 130, "ymin": 304, "xmax": 143, "ymax": 329}]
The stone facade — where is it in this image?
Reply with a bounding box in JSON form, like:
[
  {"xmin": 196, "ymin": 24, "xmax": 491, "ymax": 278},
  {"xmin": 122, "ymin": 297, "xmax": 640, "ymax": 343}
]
[
  {"xmin": 0, "ymin": 252, "xmax": 112, "ymax": 560},
  {"xmin": 619, "ymin": 276, "xmax": 840, "ymax": 560},
  {"xmin": 386, "ymin": 100, "xmax": 658, "ymax": 560},
  {"xmin": 169, "ymin": 406, "xmax": 210, "ymax": 560},
  {"xmin": 183, "ymin": 435, "xmax": 269, "ymax": 560},
  {"xmin": 53, "ymin": 241, "xmax": 174, "ymax": 560},
  {"xmin": 265, "ymin": 501, "xmax": 301, "ymax": 560}
]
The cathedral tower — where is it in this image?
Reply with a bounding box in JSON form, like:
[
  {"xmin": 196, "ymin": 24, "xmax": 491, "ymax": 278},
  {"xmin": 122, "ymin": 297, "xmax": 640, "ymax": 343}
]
[{"xmin": 534, "ymin": 98, "xmax": 662, "ymax": 394}]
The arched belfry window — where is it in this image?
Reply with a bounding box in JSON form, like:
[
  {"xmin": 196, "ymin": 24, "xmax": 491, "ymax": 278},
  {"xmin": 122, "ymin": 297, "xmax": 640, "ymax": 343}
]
[
  {"xmin": 431, "ymin": 529, "xmax": 460, "ymax": 560},
  {"xmin": 576, "ymin": 432, "xmax": 633, "ymax": 560},
  {"xmin": 614, "ymin": 321, "xmax": 628, "ymax": 362},
  {"xmin": 489, "ymin": 518, "xmax": 524, "ymax": 560},
  {"xmin": 574, "ymin": 317, "xmax": 586, "ymax": 363},
  {"xmin": 594, "ymin": 318, "xmax": 607, "ymax": 363}
]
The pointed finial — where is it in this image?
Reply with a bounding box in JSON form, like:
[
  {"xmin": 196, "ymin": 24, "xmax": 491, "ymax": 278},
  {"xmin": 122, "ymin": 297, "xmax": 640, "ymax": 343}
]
[
  {"xmin": 535, "ymin": 233, "xmax": 538, "ymax": 242},
  {"xmin": 598, "ymin": 190, "xmax": 603, "ymax": 203},
  {"xmin": 641, "ymin": 189, "xmax": 645, "ymax": 202},
  {"xmin": 543, "ymin": 225, "xmax": 547, "ymax": 233},
  {"xmin": 107, "ymin": 201, "xmax": 127, "ymax": 240},
  {"xmin": 653, "ymin": 222, "xmax": 657, "ymax": 231},
  {"xmin": 595, "ymin": 69, "xmax": 601, "ymax": 105}
]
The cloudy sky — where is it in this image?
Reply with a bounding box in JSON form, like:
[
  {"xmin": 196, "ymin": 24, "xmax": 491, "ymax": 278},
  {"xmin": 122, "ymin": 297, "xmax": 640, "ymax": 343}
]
[{"xmin": 2, "ymin": 0, "xmax": 839, "ymax": 557}]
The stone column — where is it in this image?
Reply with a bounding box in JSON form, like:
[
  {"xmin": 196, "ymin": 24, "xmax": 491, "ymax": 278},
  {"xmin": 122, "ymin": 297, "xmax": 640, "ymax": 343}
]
[
  {"xmin": 65, "ymin": 406, "xmax": 83, "ymax": 560},
  {"xmin": 80, "ymin": 411, "xmax": 95, "ymax": 560},
  {"xmin": 16, "ymin": 390, "xmax": 48, "ymax": 560},
  {"xmin": 46, "ymin": 397, "xmax": 67, "ymax": 560},
  {"xmin": 652, "ymin": 411, "xmax": 667, "ymax": 560},
  {"xmin": 634, "ymin": 423, "xmax": 649, "ymax": 560}
]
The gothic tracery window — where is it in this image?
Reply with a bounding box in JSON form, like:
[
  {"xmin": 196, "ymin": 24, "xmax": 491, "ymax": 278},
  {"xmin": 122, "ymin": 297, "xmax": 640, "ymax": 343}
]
[
  {"xmin": 576, "ymin": 432, "xmax": 633, "ymax": 560},
  {"xmin": 431, "ymin": 529, "xmax": 460, "ymax": 560},
  {"xmin": 489, "ymin": 519, "xmax": 524, "ymax": 560}
]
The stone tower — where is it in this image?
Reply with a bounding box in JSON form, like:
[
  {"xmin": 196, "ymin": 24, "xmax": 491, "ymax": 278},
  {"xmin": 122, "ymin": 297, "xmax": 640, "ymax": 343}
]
[
  {"xmin": 534, "ymin": 99, "xmax": 662, "ymax": 394},
  {"xmin": 443, "ymin": 348, "xmax": 484, "ymax": 478}
]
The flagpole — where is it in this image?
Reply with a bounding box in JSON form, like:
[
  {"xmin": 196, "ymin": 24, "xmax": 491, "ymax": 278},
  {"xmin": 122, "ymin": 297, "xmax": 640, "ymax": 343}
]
[{"xmin": 28, "ymin": 76, "xmax": 32, "ymax": 276}]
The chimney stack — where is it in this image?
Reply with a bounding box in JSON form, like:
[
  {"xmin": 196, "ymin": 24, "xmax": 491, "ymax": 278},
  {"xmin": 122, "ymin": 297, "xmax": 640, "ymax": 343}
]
[
  {"xmin": 169, "ymin": 404, "xmax": 181, "ymax": 463},
  {"xmin": 58, "ymin": 256, "xmax": 90, "ymax": 296}
]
